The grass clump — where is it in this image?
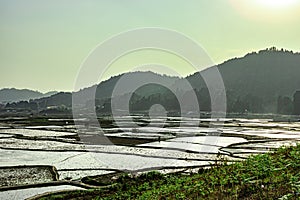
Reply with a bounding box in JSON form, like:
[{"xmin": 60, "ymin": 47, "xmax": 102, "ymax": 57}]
[{"xmin": 39, "ymin": 144, "xmax": 300, "ymax": 200}]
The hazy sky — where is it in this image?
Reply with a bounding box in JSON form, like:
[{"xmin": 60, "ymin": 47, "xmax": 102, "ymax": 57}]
[{"xmin": 1, "ymin": 0, "xmax": 300, "ymax": 92}]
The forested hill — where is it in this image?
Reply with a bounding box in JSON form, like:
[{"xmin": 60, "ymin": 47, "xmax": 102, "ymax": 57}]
[
  {"xmin": 186, "ymin": 48, "xmax": 300, "ymax": 113},
  {"xmin": 218, "ymin": 48, "xmax": 300, "ymax": 100},
  {"xmin": 3, "ymin": 48, "xmax": 300, "ymax": 115}
]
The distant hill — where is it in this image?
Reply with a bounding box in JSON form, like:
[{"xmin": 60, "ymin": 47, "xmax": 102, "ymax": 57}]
[
  {"xmin": 34, "ymin": 92, "xmax": 72, "ymax": 108},
  {"xmin": 73, "ymin": 71, "xmax": 179, "ymax": 105},
  {"xmin": 0, "ymin": 88, "xmax": 58, "ymax": 103},
  {"xmin": 4, "ymin": 48, "xmax": 300, "ymax": 115},
  {"xmin": 4, "ymin": 72, "xmax": 178, "ymax": 112}
]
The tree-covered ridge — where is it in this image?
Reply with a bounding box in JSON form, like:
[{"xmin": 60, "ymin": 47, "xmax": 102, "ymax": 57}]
[{"xmin": 2, "ymin": 48, "xmax": 300, "ymax": 115}]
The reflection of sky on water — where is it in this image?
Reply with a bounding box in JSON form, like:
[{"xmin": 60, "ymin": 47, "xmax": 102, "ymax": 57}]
[{"xmin": 0, "ymin": 117, "xmax": 300, "ymax": 180}]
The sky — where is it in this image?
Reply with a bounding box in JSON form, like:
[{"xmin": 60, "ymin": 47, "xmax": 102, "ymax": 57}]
[{"xmin": 1, "ymin": 0, "xmax": 300, "ymax": 92}]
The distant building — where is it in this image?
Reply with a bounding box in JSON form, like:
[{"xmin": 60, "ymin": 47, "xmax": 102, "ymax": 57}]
[{"xmin": 293, "ymin": 91, "xmax": 300, "ymax": 115}]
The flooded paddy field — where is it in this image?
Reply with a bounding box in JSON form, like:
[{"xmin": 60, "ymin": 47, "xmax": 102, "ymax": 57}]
[{"xmin": 0, "ymin": 115, "xmax": 300, "ymax": 199}]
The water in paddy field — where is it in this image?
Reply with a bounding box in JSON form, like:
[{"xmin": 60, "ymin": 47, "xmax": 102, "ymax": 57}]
[{"xmin": 0, "ymin": 116, "xmax": 300, "ymax": 199}]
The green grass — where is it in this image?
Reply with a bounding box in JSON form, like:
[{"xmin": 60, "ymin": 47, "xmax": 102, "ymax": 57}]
[{"xmin": 39, "ymin": 144, "xmax": 300, "ymax": 200}]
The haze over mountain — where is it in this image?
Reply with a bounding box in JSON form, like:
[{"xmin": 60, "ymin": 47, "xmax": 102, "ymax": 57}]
[
  {"xmin": 0, "ymin": 88, "xmax": 57, "ymax": 103},
  {"xmin": 3, "ymin": 48, "xmax": 300, "ymax": 115}
]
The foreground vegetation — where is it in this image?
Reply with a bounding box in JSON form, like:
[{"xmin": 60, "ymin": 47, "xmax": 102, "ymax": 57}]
[{"xmin": 39, "ymin": 144, "xmax": 300, "ymax": 200}]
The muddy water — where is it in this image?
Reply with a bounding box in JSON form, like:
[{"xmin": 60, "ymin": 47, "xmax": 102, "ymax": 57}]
[{"xmin": 0, "ymin": 116, "xmax": 300, "ymax": 199}]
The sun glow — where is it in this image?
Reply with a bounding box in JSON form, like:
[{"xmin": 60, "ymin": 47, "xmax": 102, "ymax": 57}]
[
  {"xmin": 256, "ymin": 0, "xmax": 298, "ymax": 9},
  {"xmin": 230, "ymin": 0, "xmax": 300, "ymax": 23}
]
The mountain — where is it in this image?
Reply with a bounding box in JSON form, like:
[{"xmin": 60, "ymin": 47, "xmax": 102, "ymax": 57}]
[
  {"xmin": 73, "ymin": 71, "xmax": 179, "ymax": 105},
  {"xmin": 187, "ymin": 48, "xmax": 300, "ymax": 113},
  {"xmin": 3, "ymin": 48, "xmax": 300, "ymax": 115},
  {"xmin": 218, "ymin": 49, "xmax": 300, "ymax": 100},
  {"xmin": 4, "ymin": 72, "xmax": 178, "ymax": 112},
  {"xmin": 43, "ymin": 91, "xmax": 58, "ymax": 97},
  {"xmin": 0, "ymin": 88, "xmax": 58, "ymax": 103}
]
